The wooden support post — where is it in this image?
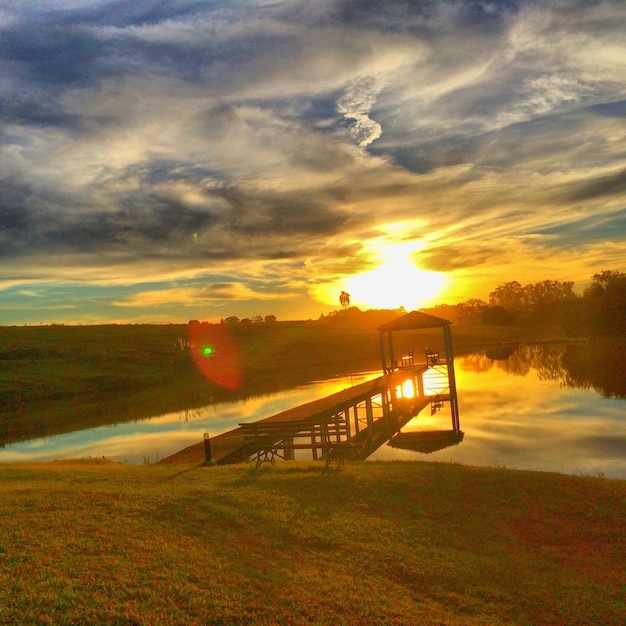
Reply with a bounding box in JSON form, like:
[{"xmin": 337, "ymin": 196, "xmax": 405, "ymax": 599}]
[
  {"xmin": 379, "ymin": 331, "xmax": 387, "ymax": 372},
  {"xmin": 443, "ymin": 325, "xmax": 461, "ymax": 432},
  {"xmin": 381, "ymin": 393, "xmax": 388, "ymax": 419},
  {"xmin": 311, "ymin": 429, "xmax": 318, "ymax": 461},
  {"xmin": 334, "ymin": 414, "xmax": 343, "ymax": 442},
  {"xmin": 388, "ymin": 331, "xmax": 395, "ymax": 371},
  {"xmin": 416, "ymin": 371, "xmax": 425, "ymax": 397},
  {"xmin": 203, "ymin": 432, "xmax": 215, "ymax": 465},
  {"xmin": 284, "ymin": 437, "xmax": 294, "ymax": 460},
  {"xmin": 366, "ymin": 397, "xmax": 374, "ymax": 438}
]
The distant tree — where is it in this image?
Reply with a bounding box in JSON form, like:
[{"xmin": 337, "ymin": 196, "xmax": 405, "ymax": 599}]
[
  {"xmin": 489, "ymin": 281, "xmax": 526, "ymax": 312},
  {"xmin": 264, "ymin": 314, "xmax": 277, "ymax": 323},
  {"xmin": 251, "ymin": 315, "xmax": 264, "ymax": 324},
  {"xmin": 525, "ymin": 280, "xmax": 576, "ymax": 312},
  {"xmin": 482, "ymin": 305, "xmax": 515, "ymax": 326},
  {"xmin": 222, "ymin": 316, "xmax": 240, "ymax": 325},
  {"xmin": 457, "ymin": 299, "xmax": 488, "ymax": 323},
  {"xmin": 240, "ymin": 317, "xmax": 252, "ymax": 325},
  {"xmin": 339, "ymin": 291, "xmax": 351, "ymax": 310},
  {"xmin": 583, "ymin": 270, "xmax": 626, "ymax": 336},
  {"xmin": 489, "ymin": 280, "xmax": 578, "ymax": 331}
]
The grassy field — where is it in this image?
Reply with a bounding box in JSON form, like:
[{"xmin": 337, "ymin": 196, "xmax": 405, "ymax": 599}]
[
  {"xmin": 0, "ymin": 320, "xmax": 556, "ymax": 445},
  {"xmin": 0, "ymin": 459, "xmax": 623, "ymax": 625},
  {"xmin": 1, "ymin": 322, "xmax": 622, "ymax": 625}
]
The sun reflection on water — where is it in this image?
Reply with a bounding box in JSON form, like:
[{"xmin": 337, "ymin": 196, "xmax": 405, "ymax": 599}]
[
  {"xmin": 2, "ymin": 346, "xmax": 625, "ymax": 478},
  {"xmin": 370, "ymin": 346, "xmax": 626, "ymax": 478}
]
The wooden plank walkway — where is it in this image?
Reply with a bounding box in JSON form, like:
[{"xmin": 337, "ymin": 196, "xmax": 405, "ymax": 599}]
[{"xmin": 160, "ymin": 367, "xmax": 432, "ymax": 465}]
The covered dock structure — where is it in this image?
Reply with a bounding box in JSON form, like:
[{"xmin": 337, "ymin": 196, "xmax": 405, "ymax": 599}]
[{"xmin": 162, "ymin": 311, "xmax": 461, "ymax": 466}]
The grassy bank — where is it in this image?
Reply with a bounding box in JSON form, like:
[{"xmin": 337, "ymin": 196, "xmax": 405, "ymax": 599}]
[
  {"xmin": 0, "ymin": 459, "xmax": 623, "ymax": 625},
  {"xmin": 0, "ymin": 321, "xmax": 563, "ymax": 445}
]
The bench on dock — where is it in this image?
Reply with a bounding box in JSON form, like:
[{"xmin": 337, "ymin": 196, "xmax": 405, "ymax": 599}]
[
  {"xmin": 425, "ymin": 348, "xmax": 440, "ymax": 366},
  {"xmin": 400, "ymin": 349, "xmax": 414, "ymax": 368},
  {"xmin": 239, "ymin": 419, "xmax": 349, "ymax": 468}
]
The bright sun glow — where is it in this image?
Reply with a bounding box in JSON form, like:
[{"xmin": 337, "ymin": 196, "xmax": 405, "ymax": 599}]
[
  {"xmin": 344, "ymin": 261, "xmax": 446, "ymax": 310},
  {"xmin": 314, "ymin": 241, "xmax": 448, "ymax": 311}
]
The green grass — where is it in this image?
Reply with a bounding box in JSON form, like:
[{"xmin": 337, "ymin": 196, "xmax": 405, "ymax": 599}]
[
  {"xmin": 0, "ymin": 459, "xmax": 623, "ymax": 625},
  {"xmin": 0, "ymin": 321, "xmax": 558, "ymax": 445}
]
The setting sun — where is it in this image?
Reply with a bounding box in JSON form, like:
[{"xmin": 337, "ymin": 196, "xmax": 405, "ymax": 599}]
[
  {"xmin": 343, "ymin": 260, "xmax": 446, "ymax": 310},
  {"xmin": 314, "ymin": 243, "xmax": 448, "ymax": 311}
]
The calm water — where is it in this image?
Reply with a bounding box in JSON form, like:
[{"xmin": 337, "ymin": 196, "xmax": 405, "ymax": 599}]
[{"xmin": 2, "ymin": 343, "xmax": 625, "ymax": 478}]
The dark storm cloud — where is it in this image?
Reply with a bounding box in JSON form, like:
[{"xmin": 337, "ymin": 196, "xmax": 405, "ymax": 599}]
[
  {"xmin": 0, "ymin": 96, "xmax": 84, "ymax": 130},
  {"xmin": 0, "ymin": 20, "xmax": 113, "ymax": 89},
  {"xmin": 212, "ymin": 186, "xmax": 351, "ymax": 237},
  {"xmin": 0, "ymin": 176, "xmax": 351, "ymax": 264},
  {"xmin": 0, "ymin": 183, "xmax": 220, "ymax": 259}
]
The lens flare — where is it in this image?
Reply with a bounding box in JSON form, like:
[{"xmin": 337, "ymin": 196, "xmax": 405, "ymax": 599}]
[{"xmin": 188, "ymin": 323, "xmax": 242, "ymax": 390}]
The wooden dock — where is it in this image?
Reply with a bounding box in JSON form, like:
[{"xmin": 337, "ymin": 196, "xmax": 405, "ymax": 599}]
[
  {"xmin": 161, "ymin": 364, "xmax": 455, "ymax": 465},
  {"xmin": 161, "ymin": 310, "xmax": 463, "ymax": 466}
]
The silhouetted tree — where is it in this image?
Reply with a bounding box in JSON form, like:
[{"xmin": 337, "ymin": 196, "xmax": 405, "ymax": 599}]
[
  {"xmin": 482, "ymin": 305, "xmax": 515, "ymax": 326},
  {"xmin": 583, "ymin": 271, "xmax": 626, "ymax": 336},
  {"xmin": 489, "ymin": 279, "xmax": 578, "ymax": 331},
  {"xmin": 339, "ymin": 291, "xmax": 351, "ymax": 310},
  {"xmin": 489, "ymin": 281, "xmax": 526, "ymax": 312},
  {"xmin": 527, "ymin": 280, "xmax": 576, "ymax": 311},
  {"xmin": 457, "ymin": 299, "xmax": 488, "ymax": 323}
]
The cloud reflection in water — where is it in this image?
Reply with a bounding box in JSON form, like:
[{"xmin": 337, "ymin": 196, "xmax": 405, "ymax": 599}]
[
  {"xmin": 369, "ymin": 346, "xmax": 626, "ymax": 479},
  {"xmin": 3, "ymin": 346, "xmax": 625, "ymax": 478}
]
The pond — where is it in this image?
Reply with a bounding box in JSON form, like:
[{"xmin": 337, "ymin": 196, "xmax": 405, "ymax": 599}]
[{"xmin": 2, "ymin": 342, "xmax": 625, "ymax": 478}]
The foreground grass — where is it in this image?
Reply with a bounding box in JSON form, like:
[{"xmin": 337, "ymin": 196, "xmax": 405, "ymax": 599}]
[{"xmin": 0, "ymin": 460, "xmax": 623, "ymax": 625}]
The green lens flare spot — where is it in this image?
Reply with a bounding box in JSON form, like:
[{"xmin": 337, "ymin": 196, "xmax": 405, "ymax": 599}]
[{"xmin": 203, "ymin": 346, "xmax": 214, "ymax": 356}]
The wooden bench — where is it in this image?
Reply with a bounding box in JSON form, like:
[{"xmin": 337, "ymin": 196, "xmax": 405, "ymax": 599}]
[{"xmin": 239, "ymin": 420, "xmax": 348, "ymax": 468}]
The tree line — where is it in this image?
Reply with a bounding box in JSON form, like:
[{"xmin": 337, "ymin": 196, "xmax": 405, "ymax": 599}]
[{"xmin": 427, "ymin": 270, "xmax": 626, "ymax": 337}]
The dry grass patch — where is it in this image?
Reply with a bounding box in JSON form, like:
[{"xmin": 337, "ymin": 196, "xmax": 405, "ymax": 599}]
[{"xmin": 0, "ymin": 459, "xmax": 623, "ymax": 625}]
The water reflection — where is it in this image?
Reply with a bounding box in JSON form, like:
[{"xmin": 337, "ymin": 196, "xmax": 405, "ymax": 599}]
[
  {"xmin": 389, "ymin": 430, "xmax": 464, "ymax": 454},
  {"xmin": 370, "ymin": 343, "xmax": 626, "ymax": 478},
  {"xmin": 0, "ymin": 374, "xmax": 380, "ymax": 465},
  {"xmin": 2, "ymin": 344, "xmax": 625, "ymax": 478},
  {"xmin": 468, "ymin": 341, "xmax": 626, "ymax": 398}
]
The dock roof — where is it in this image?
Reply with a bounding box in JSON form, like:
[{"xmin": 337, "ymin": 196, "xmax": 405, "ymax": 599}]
[{"xmin": 377, "ymin": 310, "xmax": 451, "ymax": 332}]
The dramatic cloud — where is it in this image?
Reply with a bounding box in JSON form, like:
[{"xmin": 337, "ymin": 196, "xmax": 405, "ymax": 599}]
[
  {"xmin": 337, "ymin": 76, "xmax": 383, "ymax": 147},
  {"xmin": 1, "ymin": 0, "xmax": 625, "ymax": 324}
]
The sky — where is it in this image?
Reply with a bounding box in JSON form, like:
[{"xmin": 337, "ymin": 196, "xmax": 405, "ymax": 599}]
[{"xmin": 1, "ymin": 0, "xmax": 625, "ymax": 325}]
